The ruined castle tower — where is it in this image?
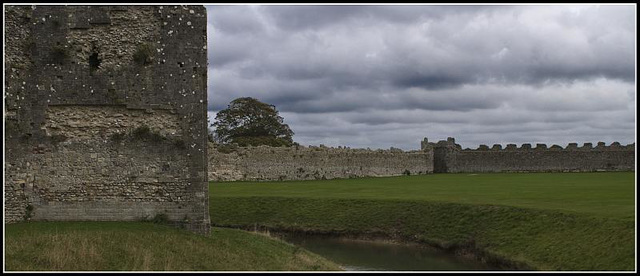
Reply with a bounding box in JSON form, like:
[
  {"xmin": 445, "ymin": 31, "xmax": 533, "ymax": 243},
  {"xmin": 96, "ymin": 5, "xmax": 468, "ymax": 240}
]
[{"xmin": 4, "ymin": 5, "xmax": 210, "ymax": 234}]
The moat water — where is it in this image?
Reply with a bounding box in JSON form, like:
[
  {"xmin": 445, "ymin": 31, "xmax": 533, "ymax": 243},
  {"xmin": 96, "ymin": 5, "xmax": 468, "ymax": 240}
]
[{"xmin": 277, "ymin": 233, "xmax": 493, "ymax": 271}]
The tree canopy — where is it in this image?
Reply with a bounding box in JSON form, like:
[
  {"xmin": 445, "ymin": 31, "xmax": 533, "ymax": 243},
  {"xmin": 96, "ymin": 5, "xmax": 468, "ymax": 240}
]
[{"xmin": 211, "ymin": 97, "xmax": 294, "ymax": 147}]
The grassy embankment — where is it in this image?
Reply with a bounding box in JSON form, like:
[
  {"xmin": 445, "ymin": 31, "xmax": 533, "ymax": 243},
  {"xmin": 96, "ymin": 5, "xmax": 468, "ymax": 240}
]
[
  {"xmin": 210, "ymin": 172, "xmax": 636, "ymax": 271},
  {"xmin": 4, "ymin": 221, "xmax": 341, "ymax": 271}
]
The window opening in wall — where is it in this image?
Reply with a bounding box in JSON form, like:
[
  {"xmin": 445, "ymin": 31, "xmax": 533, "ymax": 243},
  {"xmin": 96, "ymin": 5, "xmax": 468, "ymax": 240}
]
[{"xmin": 89, "ymin": 52, "xmax": 101, "ymax": 75}]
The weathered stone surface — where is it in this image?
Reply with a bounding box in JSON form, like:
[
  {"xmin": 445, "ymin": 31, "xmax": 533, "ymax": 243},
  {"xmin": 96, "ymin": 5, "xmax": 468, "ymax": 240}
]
[
  {"xmin": 4, "ymin": 5, "xmax": 209, "ymax": 235},
  {"xmin": 208, "ymin": 143, "xmax": 434, "ymax": 182},
  {"xmin": 208, "ymin": 135, "xmax": 634, "ymax": 180},
  {"xmin": 44, "ymin": 105, "xmax": 181, "ymax": 140},
  {"xmin": 431, "ymin": 138, "xmax": 635, "ymax": 173}
]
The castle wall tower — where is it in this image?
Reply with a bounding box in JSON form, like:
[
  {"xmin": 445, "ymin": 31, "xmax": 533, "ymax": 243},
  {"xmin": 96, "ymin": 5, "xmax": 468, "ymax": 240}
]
[
  {"xmin": 431, "ymin": 137, "xmax": 460, "ymax": 173},
  {"xmin": 4, "ymin": 5, "xmax": 210, "ymax": 234}
]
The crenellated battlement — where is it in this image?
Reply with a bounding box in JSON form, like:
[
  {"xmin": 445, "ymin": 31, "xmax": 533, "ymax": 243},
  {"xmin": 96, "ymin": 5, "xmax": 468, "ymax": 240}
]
[
  {"xmin": 429, "ymin": 137, "xmax": 634, "ymax": 173},
  {"xmin": 453, "ymin": 141, "xmax": 634, "ymax": 152}
]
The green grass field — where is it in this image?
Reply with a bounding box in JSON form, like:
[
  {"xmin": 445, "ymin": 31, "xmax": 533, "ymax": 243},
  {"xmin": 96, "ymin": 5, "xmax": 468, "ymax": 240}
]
[
  {"xmin": 210, "ymin": 172, "xmax": 636, "ymax": 271},
  {"xmin": 4, "ymin": 222, "xmax": 341, "ymax": 271}
]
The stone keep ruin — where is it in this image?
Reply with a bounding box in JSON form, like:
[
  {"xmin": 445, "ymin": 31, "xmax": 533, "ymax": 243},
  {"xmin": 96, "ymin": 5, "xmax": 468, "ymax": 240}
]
[{"xmin": 4, "ymin": 5, "xmax": 210, "ymax": 234}]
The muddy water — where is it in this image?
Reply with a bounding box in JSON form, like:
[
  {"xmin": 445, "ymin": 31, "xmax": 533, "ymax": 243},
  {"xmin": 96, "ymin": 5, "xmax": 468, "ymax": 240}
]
[{"xmin": 278, "ymin": 233, "xmax": 492, "ymax": 271}]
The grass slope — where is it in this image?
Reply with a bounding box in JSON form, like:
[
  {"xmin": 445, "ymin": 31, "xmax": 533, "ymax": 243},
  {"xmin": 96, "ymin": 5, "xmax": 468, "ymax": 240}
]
[
  {"xmin": 213, "ymin": 172, "xmax": 635, "ymax": 220},
  {"xmin": 210, "ymin": 172, "xmax": 636, "ymax": 271},
  {"xmin": 4, "ymin": 222, "xmax": 342, "ymax": 271}
]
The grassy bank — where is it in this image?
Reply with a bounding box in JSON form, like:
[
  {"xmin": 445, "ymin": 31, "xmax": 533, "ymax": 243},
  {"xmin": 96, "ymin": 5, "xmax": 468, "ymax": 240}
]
[
  {"xmin": 5, "ymin": 222, "xmax": 342, "ymax": 271},
  {"xmin": 210, "ymin": 172, "xmax": 636, "ymax": 271}
]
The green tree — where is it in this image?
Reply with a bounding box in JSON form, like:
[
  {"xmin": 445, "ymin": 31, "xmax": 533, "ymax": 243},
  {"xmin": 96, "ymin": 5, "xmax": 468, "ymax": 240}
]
[{"xmin": 211, "ymin": 97, "xmax": 294, "ymax": 147}]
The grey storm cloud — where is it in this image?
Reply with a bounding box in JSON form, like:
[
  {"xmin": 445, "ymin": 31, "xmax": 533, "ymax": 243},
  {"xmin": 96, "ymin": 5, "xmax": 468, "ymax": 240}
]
[{"xmin": 206, "ymin": 5, "xmax": 636, "ymax": 150}]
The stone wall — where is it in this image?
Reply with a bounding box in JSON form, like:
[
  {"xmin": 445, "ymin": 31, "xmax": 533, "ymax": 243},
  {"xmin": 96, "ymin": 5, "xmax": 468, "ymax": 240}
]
[
  {"xmin": 431, "ymin": 138, "xmax": 635, "ymax": 173},
  {"xmin": 208, "ymin": 136, "xmax": 634, "ymax": 182},
  {"xmin": 208, "ymin": 143, "xmax": 434, "ymax": 182},
  {"xmin": 4, "ymin": 5, "xmax": 210, "ymax": 234}
]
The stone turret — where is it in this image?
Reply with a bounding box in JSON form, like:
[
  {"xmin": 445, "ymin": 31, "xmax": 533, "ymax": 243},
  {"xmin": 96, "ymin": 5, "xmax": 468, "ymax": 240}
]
[
  {"xmin": 431, "ymin": 137, "xmax": 461, "ymax": 173},
  {"xmin": 421, "ymin": 137, "xmax": 430, "ymax": 151}
]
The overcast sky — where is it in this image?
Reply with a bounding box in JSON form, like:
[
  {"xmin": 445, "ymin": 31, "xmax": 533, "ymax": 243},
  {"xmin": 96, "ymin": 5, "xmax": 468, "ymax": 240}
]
[{"xmin": 205, "ymin": 4, "xmax": 636, "ymax": 150}]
